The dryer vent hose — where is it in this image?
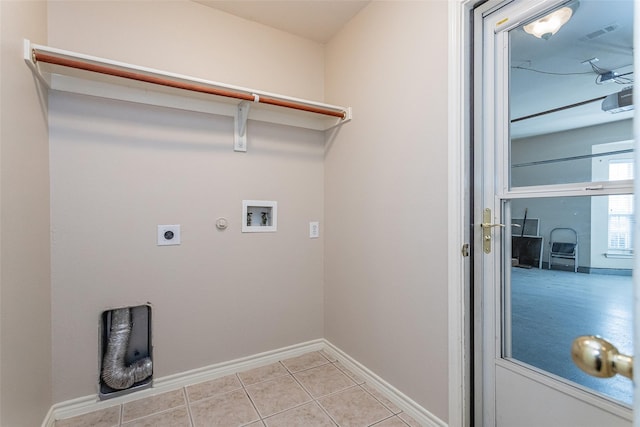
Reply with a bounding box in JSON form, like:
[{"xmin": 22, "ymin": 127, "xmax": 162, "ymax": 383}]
[{"xmin": 101, "ymin": 308, "xmax": 153, "ymax": 390}]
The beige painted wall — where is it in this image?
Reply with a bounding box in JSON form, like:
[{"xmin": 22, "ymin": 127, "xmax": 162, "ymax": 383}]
[
  {"xmin": 47, "ymin": 0, "xmax": 325, "ymax": 101},
  {"xmin": 324, "ymin": 1, "xmax": 450, "ymax": 421},
  {"xmin": 48, "ymin": 1, "xmax": 326, "ymax": 402},
  {"xmin": 0, "ymin": 1, "xmax": 52, "ymax": 426}
]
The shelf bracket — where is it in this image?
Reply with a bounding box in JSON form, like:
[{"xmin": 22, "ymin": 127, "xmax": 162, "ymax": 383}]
[{"xmin": 234, "ymin": 101, "xmax": 251, "ymax": 152}]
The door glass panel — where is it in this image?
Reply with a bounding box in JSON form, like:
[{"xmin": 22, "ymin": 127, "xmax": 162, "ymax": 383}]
[
  {"xmin": 503, "ymin": 0, "xmax": 635, "ymax": 408},
  {"xmin": 509, "ymin": 0, "xmax": 635, "ymax": 189},
  {"xmin": 504, "ymin": 195, "xmax": 634, "ymax": 405}
]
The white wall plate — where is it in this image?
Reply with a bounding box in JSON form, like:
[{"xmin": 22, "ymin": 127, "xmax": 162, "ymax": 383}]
[{"xmin": 157, "ymin": 225, "xmax": 181, "ymax": 245}]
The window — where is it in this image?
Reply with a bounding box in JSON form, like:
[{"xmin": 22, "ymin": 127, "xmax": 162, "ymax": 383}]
[
  {"xmin": 591, "ymin": 140, "xmax": 634, "ymax": 265},
  {"xmin": 608, "ymin": 160, "xmax": 634, "ymax": 252}
]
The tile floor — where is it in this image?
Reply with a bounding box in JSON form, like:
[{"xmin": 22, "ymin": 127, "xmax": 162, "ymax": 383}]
[{"xmin": 55, "ymin": 351, "xmax": 422, "ymax": 427}]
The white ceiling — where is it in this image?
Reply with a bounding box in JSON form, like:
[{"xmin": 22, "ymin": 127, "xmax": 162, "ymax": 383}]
[
  {"xmin": 193, "ymin": 0, "xmax": 634, "ymax": 138},
  {"xmin": 193, "ymin": 0, "xmax": 371, "ymax": 43}
]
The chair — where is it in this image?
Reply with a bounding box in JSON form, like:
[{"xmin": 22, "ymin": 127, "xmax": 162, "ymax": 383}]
[{"xmin": 548, "ymin": 228, "xmax": 578, "ymax": 273}]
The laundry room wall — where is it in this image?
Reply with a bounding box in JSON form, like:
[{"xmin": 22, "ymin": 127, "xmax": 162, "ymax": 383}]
[
  {"xmin": 324, "ymin": 0, "xmax": 450, "ymax": 422},
  {"xmin": 47, "ymin": 1, "xmax": 327, "ymax": 403},
  {"xmin": 0, "ymin": 1, "xmax": 52, "ymax": 425}
]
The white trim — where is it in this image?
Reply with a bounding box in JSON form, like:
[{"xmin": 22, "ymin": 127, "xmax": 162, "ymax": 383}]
[
  {"xmin": 154, "ymin": 338, "xmax": 319, "ymax": 391},
  {"xmin": 42, "ymin": 339, "xmax": 444, "ymax": 427},
  {"xmin": 633, "ymin": 0, "xmax": 640, "ymax": 425},
  {"xmin": 449, "ymin": 1, "xmax": 474, "ymax": 426},
  {"xmin": 40, "ymin": 406, "xmax": 56, "ymax": 427}
]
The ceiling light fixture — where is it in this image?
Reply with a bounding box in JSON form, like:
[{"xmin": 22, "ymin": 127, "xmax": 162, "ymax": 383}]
[{"xmin": 523, "ymin": 1, "xmax": 579, "ymax": 40}]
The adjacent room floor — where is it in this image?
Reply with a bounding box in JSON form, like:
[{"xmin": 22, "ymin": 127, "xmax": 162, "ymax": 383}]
[
  {"xmin": 55, "ymin": 351, "xmax": 421, "ymax": 427},
  {"xmin": 510, "ymin": 267, "xmax": 633, "ymax": 406}
]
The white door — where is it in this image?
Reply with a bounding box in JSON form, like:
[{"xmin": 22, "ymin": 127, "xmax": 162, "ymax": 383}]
[{"xmin": 476, "ymin": 0, "xmax": 637, "ymax": 425}]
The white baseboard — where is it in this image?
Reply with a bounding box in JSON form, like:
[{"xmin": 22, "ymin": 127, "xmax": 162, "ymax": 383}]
[
  {"xmin": 43, "ymin": 339, "xmax": 323, "ymax": 426},
  {"xmin": 154, "ymin": 339, "xmax": 324, "ymax": 391},
  {"xmin": 41, "ymin": 405, "xmax": 56, "ymax": 427},
  {"xmin": 43, "ymin": 339, "xmax": 445, "ymax": 427}
]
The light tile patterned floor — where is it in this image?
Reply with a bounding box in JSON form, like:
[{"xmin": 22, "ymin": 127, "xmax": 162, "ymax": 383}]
[{"xmin": 55, "ymin": 351, "xmax": 422, "ymax": 427}]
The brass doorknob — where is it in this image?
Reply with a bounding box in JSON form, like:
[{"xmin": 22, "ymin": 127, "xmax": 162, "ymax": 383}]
[{"xmin": 571, "ymin": 335, "xmax": 633, "ymax": 380}]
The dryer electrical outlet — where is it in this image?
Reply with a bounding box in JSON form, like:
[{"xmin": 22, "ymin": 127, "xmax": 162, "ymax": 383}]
[{"xmin": 157, "ymin": 225, "xmax": 181, "ymax": 246}]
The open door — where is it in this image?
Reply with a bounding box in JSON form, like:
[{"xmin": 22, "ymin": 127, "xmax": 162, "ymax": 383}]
[{"xmin": 474, "ymin": 0, "xmax": 636, "ymax": 425}]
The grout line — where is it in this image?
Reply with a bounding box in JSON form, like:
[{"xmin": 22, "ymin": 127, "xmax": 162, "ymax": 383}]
[
  {"xmin": 308, "ymin": 378, "xmax": 361, "ymax": 426},
  {"xmin": 263, "ymin": 372, "xmax": 313, "ymax": 419},
  {"xmin": 320, "ymin": 350, "xmax": 338, "ymax": 363},
  {"xmin": 246, "ymin": 368, "xmax": 322, "ymax": 422},
  {"xmin": 368, "ymin": 414, "xmax": 409, "ymax": 427},
  {"xmin": 314, "ymin": 386, "xmax": 339, "ymax": 427},
  {"xmin": 183, "ymin": 383, "xmax": 192, "ymax": 404},
  {"xmin": 294, "ymin": 364, "xmax": 359, "ymax": 402},
  {"xmin": 313, "ymin": 397, "xmax": 340, "ymax": 426},
  {"xmin": 318, "ymin": 350, "xmax": 333, "ymax": 362},
  {"xmin": 240, "ymin": 420, "xmax": 265, "ymax": 427},
  {"xmin": 261, "ymin": 400, "xmax": 318, "ymax": 423},
  {"xmin": 360, "ymin": 383, "xmax": 402, "ymax": 415},
  {"xmin": 287, "ymin": 357, "xmax": 365, "ymax": 426},
  {"xmin": 120, "ymin": 405, "xmax": 190, "ymax": 426},
  {"xmin": 332, "ymin": 361, "xmax": 365, "ymax": 385},
  {"xmin": 285, "ymin": 360, "xmax": 332, "ymax": 375},
  {"xmin": 240, "ymin": 372, "xmax": 266, "ymax": 422},
  {"xmin": 119, "ymin": 389, "xmax": 188, "ymax": 424},
  {"xmin": 237, "ymin": 361, "xmax": 290, "ymax": 387},
  {"xmin": 280, "ymin": 351, "xmax": 332, "ymax": 374},
  {"xmin": 289, "ymin": 368, "xmax": 315, "ymax": 398},
  {"xmin": 182, "ymin": 387, "xmax": 195, "ymax": 427},
  {"xmin": 319, "ymin": 383, "xmax": 361, "ymax": 401},
  {"xmin": 396, "ymin": 415, "xmax": 412, "ymax": 427}
]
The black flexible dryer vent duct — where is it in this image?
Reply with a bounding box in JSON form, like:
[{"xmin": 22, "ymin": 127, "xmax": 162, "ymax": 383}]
[{"xmin": 101, "ymin": 308, "xmax": 153, "ymax": 390}]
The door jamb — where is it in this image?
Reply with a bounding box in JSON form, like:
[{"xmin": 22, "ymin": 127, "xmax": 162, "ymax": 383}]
[{"xmin": 448, "ymin": 1, "xmax": 482, "ymax": 425}]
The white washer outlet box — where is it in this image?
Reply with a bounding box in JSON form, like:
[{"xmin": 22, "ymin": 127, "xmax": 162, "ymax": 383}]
[{"xmin": 157, "ymin": 225, "xmax": 181, "ymax": 246}]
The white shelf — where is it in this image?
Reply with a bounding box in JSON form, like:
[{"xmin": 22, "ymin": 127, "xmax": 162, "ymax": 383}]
[{"xmin": 24, "ymin": 39, "xmax": 352, "ymax": 132}]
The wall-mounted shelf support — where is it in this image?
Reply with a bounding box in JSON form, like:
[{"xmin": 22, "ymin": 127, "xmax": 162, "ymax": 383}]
[
  {"xmin": 234, "ymin": 101, "xmax": 251, "ymax": 152},
  {"xmin": 23, "ymin": 39, "xmax": 352, "ymax": 135}
]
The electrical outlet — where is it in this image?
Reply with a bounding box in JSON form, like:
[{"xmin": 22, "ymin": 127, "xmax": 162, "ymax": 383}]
[
  {"xmin": 309, "ymin": 222, "xmax": 320, "ymax": 239},
  {"xmin": 157, "ymin": 225, "xmax": 181, "ymax": 246}
]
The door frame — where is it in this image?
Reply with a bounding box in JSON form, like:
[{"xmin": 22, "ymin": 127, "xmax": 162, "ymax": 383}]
[
  {"xmin": 448, "ymin": 0, "xmax": 640, "ymax": 425},
  {"xmin": 448, "ymin": 0, "xmax": 485, "ymax": 425}
]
